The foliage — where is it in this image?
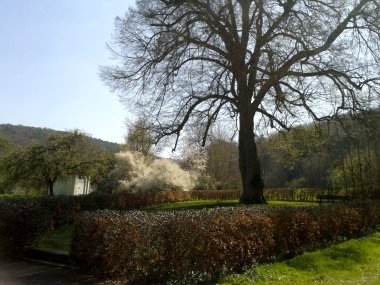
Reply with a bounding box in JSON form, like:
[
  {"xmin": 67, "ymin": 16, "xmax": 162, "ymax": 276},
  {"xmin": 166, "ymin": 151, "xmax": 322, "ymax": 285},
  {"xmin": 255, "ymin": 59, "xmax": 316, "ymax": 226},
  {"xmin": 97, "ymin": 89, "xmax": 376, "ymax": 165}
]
[
  {"xmin": 264, "ymin": 188, "xmax": 324, "ymax": 202},
  {"xmin": 205, "ymin": 139, "xmax": 241, "ymax": 190},
  {"xmin": 0, "ymin": 197, "xmax": 80, "ymax": 257},
  {"xmin": 125, "ymin": 118, "xmax": 154, "ymax": 156},
  {"xmin": 101, "ymin": 0, "xmax": 380, "ymax": 204},
  {"xmin": 258, "ymin": 110, "xmax": 380, "ymax": 195},
  {"xmin": 115, "ymin": 150, "xmax": 196, "ymax": 192},
  {"xmin": 134, "ymin": 159, "xmax": 196, "ymax": 192},
  {"xmin": 0, "ymin": 190, "xmax": 241, "ymax": 256},
  {"xmin": 0, "ymin": 123, "xmax": 119, "ymax": 152},
  {"xmin": 71, "ymin": 202, "xmax": 380, "ymax": 284},
  {"xmin": 219, "ymin": 232, "xmax": 380, "ymax": 285},
  {"xmin": 0, "ymin": 131, "xmax": 112, "ymax": 195},
  {"xmin": 261, "ymin": 127, "xmax": 323, "ymax": 170}
]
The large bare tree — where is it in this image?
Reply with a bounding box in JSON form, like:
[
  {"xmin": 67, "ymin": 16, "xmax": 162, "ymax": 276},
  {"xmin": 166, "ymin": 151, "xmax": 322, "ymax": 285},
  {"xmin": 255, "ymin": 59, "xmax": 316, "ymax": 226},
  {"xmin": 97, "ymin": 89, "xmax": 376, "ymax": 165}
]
[{"xmin": 101, "ymin": 0, "xmax": 380, "ymax": 203}]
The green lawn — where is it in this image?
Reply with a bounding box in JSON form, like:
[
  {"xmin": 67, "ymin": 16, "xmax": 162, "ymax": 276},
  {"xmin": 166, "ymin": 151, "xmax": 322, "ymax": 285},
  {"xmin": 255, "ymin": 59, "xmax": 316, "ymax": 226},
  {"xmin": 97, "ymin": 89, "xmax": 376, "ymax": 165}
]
[
  {"xmin": 144, "ymin": 199, "xmax": 318, "ymax": 211},
  {"xmin": 219, "ymin": 232, "xmax": 380, "ymax": 285},
  {"xmin": 0, "ymin": 194, "xmax": 41, "ymax": 202},
  {"xmin": 33, "ymin": 224, "xmax": 74, "ymax": 252}
]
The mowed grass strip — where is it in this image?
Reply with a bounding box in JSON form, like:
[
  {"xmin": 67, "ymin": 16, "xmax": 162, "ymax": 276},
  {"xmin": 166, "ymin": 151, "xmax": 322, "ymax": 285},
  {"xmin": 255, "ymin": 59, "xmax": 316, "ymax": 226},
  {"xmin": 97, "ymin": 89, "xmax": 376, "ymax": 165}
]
[
  {"xmin": 219, "ymin": 232, "xmax": 380, "ymax": 285},
  {"xmin": 145, "ymin": 200, "xmax": 318, "ymax": 211}
]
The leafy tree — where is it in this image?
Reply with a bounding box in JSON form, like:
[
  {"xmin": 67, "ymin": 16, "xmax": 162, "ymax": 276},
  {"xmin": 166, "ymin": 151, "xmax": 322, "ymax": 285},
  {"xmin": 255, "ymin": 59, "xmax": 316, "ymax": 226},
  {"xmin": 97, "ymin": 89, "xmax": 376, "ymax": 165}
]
[
  {"xmin": 0, "ymin": 137, "xmax": 12, "ymax": 192},
  {"xmin": 125, "ymin": 118, "xmax": 154, "ymax": 156},
  {"xmin": 206, "ymin": 139, "xmax": 241, "ymax": 190},
  {"xmin": 1, "ymin": 131, "xmax": 111, "ymax": 195},
  {"xmin": 261, "ymin": 127, "xmax": 323, "ymax": 170},
  {"xmin": 101, "ymin": 0, "xmax": 380, "ymax": 203}
]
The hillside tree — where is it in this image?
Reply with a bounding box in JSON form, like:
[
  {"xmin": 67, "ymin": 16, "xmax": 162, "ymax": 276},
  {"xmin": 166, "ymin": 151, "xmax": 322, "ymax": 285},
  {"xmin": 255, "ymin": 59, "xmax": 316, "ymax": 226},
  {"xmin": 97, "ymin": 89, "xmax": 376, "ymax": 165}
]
[
  {"xmin": 101, "ymin": 0, "xmax": 380, "ymax": 203},
  {"xmin": 1, "ymin": 131, "xmax": 112, "ymax": 195}
]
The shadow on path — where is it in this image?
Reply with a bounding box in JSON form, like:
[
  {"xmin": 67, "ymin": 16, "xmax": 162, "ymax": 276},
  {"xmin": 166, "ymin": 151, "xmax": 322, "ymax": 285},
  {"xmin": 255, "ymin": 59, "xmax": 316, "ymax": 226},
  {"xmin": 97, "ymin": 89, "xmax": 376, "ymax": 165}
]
[{"xmin": 0, "ymin": 260, "xmax": 99, "ymax": 285}]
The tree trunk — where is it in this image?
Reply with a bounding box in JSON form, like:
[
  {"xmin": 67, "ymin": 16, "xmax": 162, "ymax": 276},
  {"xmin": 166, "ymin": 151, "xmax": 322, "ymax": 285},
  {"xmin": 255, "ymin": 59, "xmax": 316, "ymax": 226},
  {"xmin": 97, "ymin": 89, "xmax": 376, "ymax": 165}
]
[
  {"xmin": 238, "ymin": 109, "xmax": 266, "ymax": 204},
  {"xmin": 47, "ymin": 180, "xmax": 54, "ymax": 196}
]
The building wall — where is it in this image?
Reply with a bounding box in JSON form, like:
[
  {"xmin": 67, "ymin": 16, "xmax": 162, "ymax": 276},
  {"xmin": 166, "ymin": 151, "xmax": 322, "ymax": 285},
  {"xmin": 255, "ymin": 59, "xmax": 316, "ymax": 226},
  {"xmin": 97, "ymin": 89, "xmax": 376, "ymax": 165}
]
[
  {"xmin": 54, "ymin": 179, "xmax": 75, "ymax": 196},
  {"xmin": 55, "ymin": 177, "xmax": 94, "ymax": 196},
  {"xmin": 73, "ymin": 177, "xmax": 93, "ymax": 195}
]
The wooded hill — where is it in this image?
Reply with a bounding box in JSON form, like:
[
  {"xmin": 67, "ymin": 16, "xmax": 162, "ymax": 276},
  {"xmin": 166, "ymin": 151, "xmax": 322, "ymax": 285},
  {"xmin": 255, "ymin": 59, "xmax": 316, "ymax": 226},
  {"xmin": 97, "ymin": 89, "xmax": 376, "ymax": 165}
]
[
  {"xmin": 258, "ymin": 110, "xmax": 380, "ymax": 198},
  {"xmin": 0, "ymin": 124, "xmax": 119, "ymax": 153}
]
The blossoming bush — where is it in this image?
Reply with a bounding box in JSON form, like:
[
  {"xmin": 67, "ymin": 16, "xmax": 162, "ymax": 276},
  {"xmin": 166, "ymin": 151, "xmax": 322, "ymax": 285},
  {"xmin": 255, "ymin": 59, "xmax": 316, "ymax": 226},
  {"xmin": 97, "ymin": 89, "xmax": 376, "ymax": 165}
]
[{"xmin": 115, "ymin": 150, "xmax": 197, "ymax": 192}]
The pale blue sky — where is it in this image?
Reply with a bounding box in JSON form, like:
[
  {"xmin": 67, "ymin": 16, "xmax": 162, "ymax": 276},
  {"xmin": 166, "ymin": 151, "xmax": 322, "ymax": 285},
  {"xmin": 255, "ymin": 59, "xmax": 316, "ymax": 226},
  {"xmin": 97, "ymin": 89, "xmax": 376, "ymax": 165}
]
[{"xmin": 0, "ymin": 0, "xmax": 136, "ymax": 143}]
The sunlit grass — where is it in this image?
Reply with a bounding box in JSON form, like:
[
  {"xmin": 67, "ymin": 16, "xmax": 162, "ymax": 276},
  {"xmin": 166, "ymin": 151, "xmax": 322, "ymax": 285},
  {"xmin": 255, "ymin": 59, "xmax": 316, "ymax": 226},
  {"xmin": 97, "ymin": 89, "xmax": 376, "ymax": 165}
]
[
  {"xmin": 219, "ymin": 232, "xmax": 380, "ymax": 285},
  {"xmin": 144, "ymin": 199, "xmax": 318, "ymax": 211},
  {"xmin": 144, "ymin": 199, "xmax": 240, "ymax": 211}
]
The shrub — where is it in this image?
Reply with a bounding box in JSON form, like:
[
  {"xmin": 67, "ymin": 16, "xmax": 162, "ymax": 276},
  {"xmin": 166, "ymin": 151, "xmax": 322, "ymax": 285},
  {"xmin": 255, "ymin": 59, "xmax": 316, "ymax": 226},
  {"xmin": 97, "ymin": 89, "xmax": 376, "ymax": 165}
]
[
  {"xmin": 134, "ymin": 159, "xmax": 196, "ymax": 192},
  {"xmin": 264, "ymin": 188, "xmax": 324, "ymax": 202},
  {"xmin": 71, "ymin": 201, "xmax": 380, "ymax": 284},
  {"xmin": 71, "ymin": 208, "xmax": 275, "ymax": 284},
  {"xmin": 0, "ymin": 201, "xmax": 54, "ymax": 256},
  {"xmin": 115, "ymin": 150, "xmax": 197, "ymax": 192}
]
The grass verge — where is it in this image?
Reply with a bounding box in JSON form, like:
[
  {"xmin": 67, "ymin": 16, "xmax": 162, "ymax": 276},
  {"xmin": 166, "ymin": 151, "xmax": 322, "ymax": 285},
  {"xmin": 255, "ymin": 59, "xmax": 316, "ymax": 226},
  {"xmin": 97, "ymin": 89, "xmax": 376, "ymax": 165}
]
[
  {"xmin": 145, "ymin": 200, "xmax": 318, "ymax": 211},
  {"xmin": 219, "ymin": 232, "xmax": 380, "ymax": 285},
  {"xmin": 33, "ymin": 224, "xmax": 74, "ymax": 252}
]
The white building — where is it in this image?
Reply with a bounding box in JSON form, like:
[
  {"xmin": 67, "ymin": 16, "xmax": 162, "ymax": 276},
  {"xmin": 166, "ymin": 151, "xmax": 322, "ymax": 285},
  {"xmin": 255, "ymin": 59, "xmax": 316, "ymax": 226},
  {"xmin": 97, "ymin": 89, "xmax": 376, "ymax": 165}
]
[{"xmin": 54, "ymin": 177, "xmax": 94, "ymax": 196}]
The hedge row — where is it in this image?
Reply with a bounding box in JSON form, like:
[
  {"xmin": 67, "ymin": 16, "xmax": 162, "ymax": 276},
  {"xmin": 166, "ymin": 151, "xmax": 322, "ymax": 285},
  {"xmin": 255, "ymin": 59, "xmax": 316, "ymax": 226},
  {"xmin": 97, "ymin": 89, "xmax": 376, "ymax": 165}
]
[
  {"xmin": 0, "ymin": 190, "xmax": 240, "ymax": 256},
  {"xmin": 0, "ymin": 188, "xmax": 343, "ymax": 257},
  {"xmin": 264, "ymin": 188, "xmax": 324, "ymax": 202},
  {"xmin": 71, "ymin": 201, "xmax": 380, "ymax": 284}
]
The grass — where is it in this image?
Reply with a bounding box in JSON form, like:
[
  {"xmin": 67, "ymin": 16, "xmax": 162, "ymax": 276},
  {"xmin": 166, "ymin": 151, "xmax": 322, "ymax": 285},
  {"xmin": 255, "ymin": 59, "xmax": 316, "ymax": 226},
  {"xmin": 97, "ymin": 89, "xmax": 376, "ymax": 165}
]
[
  {"xmin": 0, "ymin": 194, "xmax": 41, "ymax": 202},
  {"xmin": 219, "ymin": 232, "xmax": 380, "ymax": 285},
  {"xmin": 33, "ymin": 224, "xmax": 74, "ymax": 252},
  {"xmin": 144, "ymin": 199, "xmax": 318, "ymax": 211},
  {"xmin": 144, "ymin": 199, "xmax": 240, "ymax": 210}
]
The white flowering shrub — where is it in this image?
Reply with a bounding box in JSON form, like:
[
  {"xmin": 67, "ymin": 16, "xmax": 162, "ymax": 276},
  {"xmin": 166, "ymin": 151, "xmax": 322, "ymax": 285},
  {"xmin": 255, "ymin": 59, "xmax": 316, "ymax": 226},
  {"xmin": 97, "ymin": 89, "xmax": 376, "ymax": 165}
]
[
  {"xmin": 115, "ymin": 151, "xmax": 196, "ymax": 192},
  {"xmin": 114, "ymin": 151, "xmax": 148, "ymax": 180}
]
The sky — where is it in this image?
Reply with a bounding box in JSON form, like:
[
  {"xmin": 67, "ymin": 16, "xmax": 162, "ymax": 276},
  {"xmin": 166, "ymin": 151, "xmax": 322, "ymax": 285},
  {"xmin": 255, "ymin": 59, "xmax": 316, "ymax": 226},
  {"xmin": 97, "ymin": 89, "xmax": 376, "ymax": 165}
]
[{"xmin": 0, "ymin": 0, "xmax": 137, "ymax": 144}]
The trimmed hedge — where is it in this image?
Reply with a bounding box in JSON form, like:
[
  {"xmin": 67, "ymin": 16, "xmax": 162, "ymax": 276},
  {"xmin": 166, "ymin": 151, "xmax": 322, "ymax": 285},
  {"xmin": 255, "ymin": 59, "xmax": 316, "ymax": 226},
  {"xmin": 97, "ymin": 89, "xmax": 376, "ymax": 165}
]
[
  {"xmin": 71, "ymin": 201, "xmax": 380, "ymax": 284},
  {"xmin": 0, "ymin": 190, "xmax": 239, "ymax": 256},
  {"xmin": 264, "ymin": 188, "xmax": 324, "ymax": 202},
  {"xmin": 0, "ymin": 188, "xmax": 356, "ymax": 257}
]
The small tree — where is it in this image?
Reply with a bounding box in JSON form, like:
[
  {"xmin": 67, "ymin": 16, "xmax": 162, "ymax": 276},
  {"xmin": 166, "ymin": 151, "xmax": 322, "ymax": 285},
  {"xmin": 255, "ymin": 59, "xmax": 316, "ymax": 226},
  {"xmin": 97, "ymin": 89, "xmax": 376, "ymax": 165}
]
[
  {"xmin": 2, "ymin": 131, "xmax": 111, "ymax": 195},
  {"xmin": 125, "ymin": 118, "xmax": 154, "ymax": 156}
]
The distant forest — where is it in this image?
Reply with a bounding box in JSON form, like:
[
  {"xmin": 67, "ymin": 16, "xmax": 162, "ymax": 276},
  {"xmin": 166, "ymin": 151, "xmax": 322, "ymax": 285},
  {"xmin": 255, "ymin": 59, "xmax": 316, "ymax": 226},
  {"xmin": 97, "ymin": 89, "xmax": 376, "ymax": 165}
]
[
  {"xmin": 1, "ymin": 111, "xmax": 379, "ymax": 199},
  {"xmin": 258, "ymin": 110, "xmax": 380, "ymax": 198},
  {"xmin": 0, "ymin": 124, "xmax": 119, "ymax": 153}
]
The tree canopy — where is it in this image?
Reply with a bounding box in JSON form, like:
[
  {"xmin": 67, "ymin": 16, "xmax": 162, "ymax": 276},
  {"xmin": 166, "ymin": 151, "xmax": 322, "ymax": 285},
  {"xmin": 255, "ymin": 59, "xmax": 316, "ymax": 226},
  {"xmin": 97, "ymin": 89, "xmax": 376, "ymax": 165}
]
[
  {"xmin": 125, "ymin": 118, "xmax": 154, "ymax": 156},
  {"xmin": 102, "ymin": 0, "xmax": 380, "ymax": 203},
  {"xmin": 1, "ymin": 131, "xmax": 112, "ymax": 195}
]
